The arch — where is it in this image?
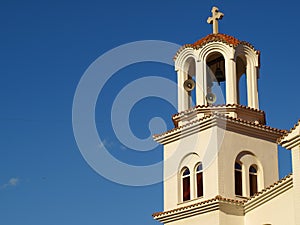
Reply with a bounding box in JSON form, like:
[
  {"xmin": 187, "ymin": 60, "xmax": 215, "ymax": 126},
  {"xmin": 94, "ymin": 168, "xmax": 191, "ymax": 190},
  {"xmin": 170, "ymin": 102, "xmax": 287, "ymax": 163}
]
[
  {"xmin": 205, "ymin": 52, "xmax": 226, "ymax": 105},
  {"xmin": 195, "ymin": 163, "xmax": 204, "ymax": 198},
  {"xmin": 234, "ymin": 151, "xmax": 263, "ymax": 197},
  {"xmin": 178, "ymin": 153, "xmax": 201, "ymax": 202},
  {"xmin": 178, "ymin": 152, "xmax": 201, "ymax": 172},
  {"xmin": 235, "ymin": 44, "xmax": 260, "ymax": 108},
  {"xmin": 175, "ymin": 48, "xmax": 196, "ymax": 73},
  {"xmin": 234, "ymin": 44, "xmax": 259, "ymax": 68},
  {"xmin": 198, "ymin": 42, "xmax": 237, "ymax": 105},
  {"xmin": 198, "ymin": 42, "xmax": 234, "ymax": 61},
  {"xmin": 174, "ymin": 48, "xmax": 197, "ymax": 111},
  {"xmin": 236, "ymin": 55, "xmax": 247, "ymax": 105}
]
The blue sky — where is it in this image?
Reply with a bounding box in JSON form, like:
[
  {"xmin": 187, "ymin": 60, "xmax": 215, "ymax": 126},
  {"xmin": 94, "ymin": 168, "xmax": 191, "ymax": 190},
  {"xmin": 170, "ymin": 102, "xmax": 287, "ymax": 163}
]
[{"xmin": 1, "ymin": 0, "xmax": 300, "ymax": 225}]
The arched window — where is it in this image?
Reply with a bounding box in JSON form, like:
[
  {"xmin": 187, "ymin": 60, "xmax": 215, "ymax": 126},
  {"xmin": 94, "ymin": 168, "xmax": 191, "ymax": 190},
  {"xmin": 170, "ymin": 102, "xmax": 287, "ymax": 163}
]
[
  {"xmin": 182, "ymin": 168, "xmax": 190, "ymax": 201},
  {"xmin": 249, "ymin": 165, "xmax": 258, "ymax": 196},
  {"xmin": 196, "ymin": 163, "xmax": 203, "ymax": 197},
  {"xmin": 182, "ymin": 168, "xmax": 191, "ymax": 201},
  {"xmin": 235, "ymin": 162, "xmax": 243, "ymax": 196}
]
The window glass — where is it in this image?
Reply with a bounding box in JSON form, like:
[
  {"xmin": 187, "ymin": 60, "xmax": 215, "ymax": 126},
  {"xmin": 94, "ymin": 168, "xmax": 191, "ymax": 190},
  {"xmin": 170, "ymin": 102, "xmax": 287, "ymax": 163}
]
[
  {"xmin": 182, "ymin": 168, "xmax": 190, "ymax": 201},
  {"xmin": 196, "ymin": 163, "xmax": 203, "ymax": 197},
  {"xmin": 249, "ymin": 165, "xmax": 258, "ymax": 196},
  {"xmin": 235, "ymin": 162, "xmax": 243, "ymax": 196}
]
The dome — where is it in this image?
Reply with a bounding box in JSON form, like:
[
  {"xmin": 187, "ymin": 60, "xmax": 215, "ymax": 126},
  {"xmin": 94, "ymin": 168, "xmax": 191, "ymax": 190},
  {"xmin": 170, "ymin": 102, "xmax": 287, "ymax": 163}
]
[{"xmin": 174, "ymin": 33, "xmax": 260, "ymax": 60}]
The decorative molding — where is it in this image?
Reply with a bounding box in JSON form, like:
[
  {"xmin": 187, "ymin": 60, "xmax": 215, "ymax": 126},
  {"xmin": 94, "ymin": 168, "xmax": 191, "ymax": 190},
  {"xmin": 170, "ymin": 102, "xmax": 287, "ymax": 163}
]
[
  {"xmin": 174, "ymin": 33, "xmax": 260, "ymax": 61},
  {"xmin": 153, "ymin": 113, "xmax": 285, "ymax": 145},
  {"xmin": 172, "ymin": 104, "xmax": 266, "ymax": 126},
  {"xmin": 278, "ymin": 120, "xmax": 300, "ymax": 150},
  {"xmin": 153, "ymin": 175, "xmax": 293, "ymax": 223}
]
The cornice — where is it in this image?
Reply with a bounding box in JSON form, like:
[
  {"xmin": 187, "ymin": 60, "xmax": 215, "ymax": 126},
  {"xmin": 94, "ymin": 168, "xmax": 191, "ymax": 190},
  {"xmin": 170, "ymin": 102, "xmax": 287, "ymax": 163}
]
[
  {"xmin": 152, "ymin": 195, "xmax": 243, "ymax": 223},
  {"xmin": 174, "ymin": 33, "xmax": 260, "ymax": 61},
  {"xmin": 153, "ymin": 113, "xmax": 285, "ymax": 145},
  {"xmin": 172, "ymin": 104, "xmax": 266, "ymax": 127},
  {"xmin": 278, "ymin": 120, "xmax": 300, "ymax": 150},
  {"xmin": 153, "ymin": 174, "xmax": 293, "ymax": 223},
  {"xmin": 244, "ymin": 174, "xmax": 293, "ymax": 212}
]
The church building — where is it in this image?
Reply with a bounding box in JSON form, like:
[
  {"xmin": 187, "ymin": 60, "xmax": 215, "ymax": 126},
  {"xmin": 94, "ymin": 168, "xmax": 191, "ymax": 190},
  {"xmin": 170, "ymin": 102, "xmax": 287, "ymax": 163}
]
[{"xmin": 152, "ymin": 6, "xmax": 300, "ymax": 225}]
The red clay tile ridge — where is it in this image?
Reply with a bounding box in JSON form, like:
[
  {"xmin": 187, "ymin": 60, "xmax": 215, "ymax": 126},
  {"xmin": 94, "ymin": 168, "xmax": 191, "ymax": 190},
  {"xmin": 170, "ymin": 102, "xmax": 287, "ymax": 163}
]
[
  {"xmin": 277, "ymin": 119, "xmax": 300, "ymax": 144},
  {"xmin": 244, "ymin": 173, "xmax": 293, "ymax": 214},
  {"xmin": 153, "ymin": 113, "xmax": 214, "ymax": 139},
  {"xmin": 153, "ymin": 112, "xmax": 286, "ymax": 140},
  {"xmin": 152, "ymin": 174, "xmax": 293, "ymax": 218},
  {"xmin": 215, "ymin": 112, "xmax": 286, "ymax": 134},
  {"xmin": 174, "ymin": 33, "xmax": 260, "ymax": 60},
  {"xmin": 152, "ymin": 195, "xmax": 245, "ymax": 218},
  {"xmin": 172, "ymin": 103, "xmax": 265, "ymax": 120}
]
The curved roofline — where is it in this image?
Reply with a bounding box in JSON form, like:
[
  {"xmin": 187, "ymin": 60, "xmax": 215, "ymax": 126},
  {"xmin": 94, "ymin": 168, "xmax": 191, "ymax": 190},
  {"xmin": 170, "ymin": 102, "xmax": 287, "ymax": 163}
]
[{"xmin": 174, "ymin": 33, "xmax": 260, "ymax": 61}]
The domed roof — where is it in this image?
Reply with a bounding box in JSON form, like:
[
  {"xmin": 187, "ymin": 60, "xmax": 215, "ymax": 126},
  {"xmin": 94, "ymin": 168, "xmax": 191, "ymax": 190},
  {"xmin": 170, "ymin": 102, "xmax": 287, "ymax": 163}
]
[
  {"xmin": 193, "ymin": 33, "xmax": 241, "ymax": 48},
  {"xmin": 174, "ymin": 33, "xmax": 260, "ymax": 60}
]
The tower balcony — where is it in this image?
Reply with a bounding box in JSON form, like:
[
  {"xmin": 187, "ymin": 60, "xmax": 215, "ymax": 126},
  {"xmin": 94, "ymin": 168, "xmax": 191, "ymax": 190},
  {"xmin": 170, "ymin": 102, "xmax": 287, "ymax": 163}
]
[{"xmin": 172, "ymin": 104, "xmax": 266, "ymax": 127}]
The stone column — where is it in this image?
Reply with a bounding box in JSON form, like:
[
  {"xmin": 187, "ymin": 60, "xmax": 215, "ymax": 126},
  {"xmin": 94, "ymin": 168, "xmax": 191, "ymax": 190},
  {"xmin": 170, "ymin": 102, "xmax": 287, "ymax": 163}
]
[
  {"xmin": 177, "ymin": 69, "xmax": 189, "ymax": 112},
  {"xmin": 246, "ymin": 65, "xmax": 253, "ymax": 107},
  {"xmin": 246, "ymin": 64, "xmax": 259, "ymax": 109},
  {"xmin": 196, "ymin": 61, "xmax": 206, "ymax": 106},
  {"xmin": 225, "ymin": 59, "xmax": 238, "ymax": 105}
]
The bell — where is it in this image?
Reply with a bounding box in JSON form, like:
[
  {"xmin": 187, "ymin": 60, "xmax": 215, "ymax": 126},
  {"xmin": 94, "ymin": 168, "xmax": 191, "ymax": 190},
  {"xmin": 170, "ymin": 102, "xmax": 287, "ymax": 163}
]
[{"xmin": 215, "ymin": 67, "xmax": 225, "ymax": 83}]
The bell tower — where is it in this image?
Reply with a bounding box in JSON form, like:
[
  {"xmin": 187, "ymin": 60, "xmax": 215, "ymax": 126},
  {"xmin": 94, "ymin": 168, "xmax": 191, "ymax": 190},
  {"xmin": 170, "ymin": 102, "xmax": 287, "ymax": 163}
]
[
  {"xmin": 153, "ymin": 6, "xmax": 285, "ymax": 225},
  {"xmin": 176, "ymin": 6, "xmax": 261, "ymax": 123}
]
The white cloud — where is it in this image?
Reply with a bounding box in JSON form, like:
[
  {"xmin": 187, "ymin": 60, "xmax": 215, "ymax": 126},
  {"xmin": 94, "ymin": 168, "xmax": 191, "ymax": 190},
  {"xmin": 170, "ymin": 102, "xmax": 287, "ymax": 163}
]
[{"xmin": 1, "ymin": 177, "xmax": 19, "ymax": 189}]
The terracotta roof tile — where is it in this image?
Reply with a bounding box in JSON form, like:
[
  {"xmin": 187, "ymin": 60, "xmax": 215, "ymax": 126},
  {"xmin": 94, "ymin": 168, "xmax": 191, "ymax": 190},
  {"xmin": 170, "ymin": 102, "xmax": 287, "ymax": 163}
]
[
  {"xmin": 277, "ymin": 119, "xmax": 300, "ymax": 143},
  {"xmin": 153, "ymin": 112, "xmax": 286, "ymax": 140},
  {"xmin": 245, "ymin": 173, "xmax": 293, "ymax": 202},
  {"xmin": 193, "ymin": 33, "xmax": 240, "ymax": 48},
  {"xmin": 153, "ymin": 114, "xmax": 214, "ymax": 139},
  {"xmin": 152, "ymin": 195, "xmax": 245, "ymax": 218},
  {"xmin": 215, "ymin": 112, "xmax": 286, "ymax": 134},
  {"xmin": 172, "ymin": 104, "xmax": 264, "ymax": 119},
  {"xmin": 174, "ymin": 33, "xmax": 260, "ymax": 60},
  {"xmin": 153, "ymin": 174, "xmax": 293, "ymax": 218}
]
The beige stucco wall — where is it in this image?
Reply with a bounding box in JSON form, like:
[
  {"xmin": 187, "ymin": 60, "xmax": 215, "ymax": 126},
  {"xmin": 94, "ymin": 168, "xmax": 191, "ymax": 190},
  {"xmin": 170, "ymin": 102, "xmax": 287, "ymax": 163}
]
[
  {"xmin": 166, "ymin": 210, "xmax": 220, "ymax": 225},
  {"xmin": 218, "ymin": 129, "xmax": 279, "ymax": 198},
  {"xmin": 163, "ymin": 125, "xmax": 279, "ymax": 211},
  {"xmin": 244, "ymin": 188, "xmax": 294, "ymax": 225}
]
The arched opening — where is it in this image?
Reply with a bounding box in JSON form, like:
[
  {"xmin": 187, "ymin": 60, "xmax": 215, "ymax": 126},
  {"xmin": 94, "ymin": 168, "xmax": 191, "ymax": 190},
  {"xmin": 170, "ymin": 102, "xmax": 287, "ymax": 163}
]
[
  {"xmin": 182, "ymin": 167, "xmax": 191, "ymax": 201},
  {"xmin": 206, "ymin": 52, "xmax": 226, "ymax": 105},
  {"xmin": 236, "ymin": 55, "xmax": 247, "ymax": 105},
  {"xmin": 249, "ymin": 165, "xmax": 258, "ymax": 196},
  {"xmin": 195, "ymin": 163, "xmax": 203, "ymax": 198},
  {"xmin": 185, "ymin": 58, "xmax": 196, "ymax": 108},
  {"xmin": 235, "ymin": 162, "xmax": 243, "ymax": 196}
]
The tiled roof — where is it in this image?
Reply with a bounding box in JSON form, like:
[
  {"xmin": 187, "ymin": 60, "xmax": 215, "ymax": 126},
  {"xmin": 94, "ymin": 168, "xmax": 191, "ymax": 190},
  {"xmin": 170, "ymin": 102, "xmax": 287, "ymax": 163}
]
[
  {"xmin": 152, "ymin": 174, "xmax": 293, "ymax": 218},
  {"xmin": 153, "ymin": 112, "xmax": 286, "ymax": 139},
  {"xmin": 245, "ymin": 173, "xmax": 293, "ymax": 202},
  {"xmin": 174, "ymin": 33, "xmax": 260, "ymax": 60},
  {"xmin": 172, "ymin": 104, "xmax": 264, "ymax": 119},
  {"xmin": 152, "ymin": 195, "xmax": 244, "ymax": 218},
  {"xmin": 217, "ymin": 113, "xmax": 285, "ymax": 134},
  {"xmin": 277, "ymin": 119, "xmax": 300, "ymax": 143},
  {"xmin": 153, "ymin": 114, "xmax": 214, "ymax": 139},
  {"xmin": 193, "ymin": 33, "xmax": 241, "ymax": 48}
]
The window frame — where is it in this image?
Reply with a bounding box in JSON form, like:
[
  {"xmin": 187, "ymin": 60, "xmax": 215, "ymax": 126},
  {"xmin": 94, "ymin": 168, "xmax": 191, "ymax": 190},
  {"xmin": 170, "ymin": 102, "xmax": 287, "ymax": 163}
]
[
  {"xmin": 235, "ymin": 162, "xmax": 243, "ymax": 196},
  {"xmin": 181, "ymin": 167, "xmax": 191, "ymax": 202},
  {"xmin": 195, "ymin": 163, "xmax": 204, "ymax": 198},
  {"xmin": 249, "ymin": 165, "xmax": 258, "ymax": 196}
]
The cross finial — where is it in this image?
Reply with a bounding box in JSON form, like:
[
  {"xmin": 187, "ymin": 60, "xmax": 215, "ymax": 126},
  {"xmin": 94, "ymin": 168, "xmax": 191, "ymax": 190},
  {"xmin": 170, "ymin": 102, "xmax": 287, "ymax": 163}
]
[{"xmin": 207, "ymin": 6, "xmax": 224, "ymax": 34}]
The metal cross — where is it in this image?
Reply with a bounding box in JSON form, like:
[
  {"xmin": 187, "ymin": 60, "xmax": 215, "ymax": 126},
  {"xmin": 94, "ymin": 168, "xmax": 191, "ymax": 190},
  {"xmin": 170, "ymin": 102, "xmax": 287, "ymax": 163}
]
[{"xmin": 207, "ymin": 6, "xmax": 224, "ymax": 34}]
